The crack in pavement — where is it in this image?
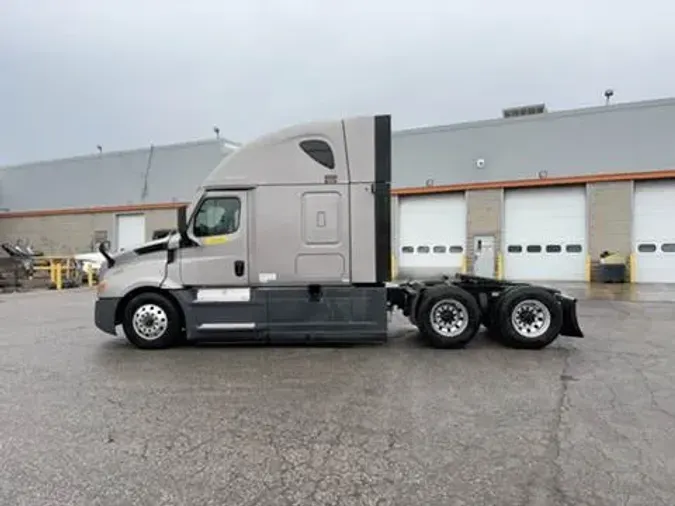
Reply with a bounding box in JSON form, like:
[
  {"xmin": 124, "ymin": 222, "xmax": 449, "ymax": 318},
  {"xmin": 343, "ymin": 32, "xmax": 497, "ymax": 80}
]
[{"xmin": 523, "ymin": 349, "xmax": 573, "ymax": 506}]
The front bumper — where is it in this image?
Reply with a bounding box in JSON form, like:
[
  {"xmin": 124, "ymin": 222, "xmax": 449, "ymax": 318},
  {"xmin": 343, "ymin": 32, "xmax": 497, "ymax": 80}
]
[{"xmin": 94, "ymin": 297, "xmax": 120, "ymax": 335}]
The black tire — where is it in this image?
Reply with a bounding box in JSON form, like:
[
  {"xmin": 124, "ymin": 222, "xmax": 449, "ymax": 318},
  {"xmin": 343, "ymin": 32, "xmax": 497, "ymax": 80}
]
[
  {"xmin": 122, "ymin": 292, "xmax": 183, "ymax": 350},
  {"xmin": 416, "ymin": 285, "xmax": 481, "ymax": 349},
  {"xmin": 484, "ymin": 287, "xmax": 517, "ymax": 342},
  {"xmin": 494, "ymin": 286, "xmax": 563, "ymax": 350}
]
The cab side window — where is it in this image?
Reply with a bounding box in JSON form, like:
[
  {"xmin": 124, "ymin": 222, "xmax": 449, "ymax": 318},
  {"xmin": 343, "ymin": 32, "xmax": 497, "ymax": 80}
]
[{"xmin": 193, "ymin": 197, "xmax": 241, "ymax": 237}]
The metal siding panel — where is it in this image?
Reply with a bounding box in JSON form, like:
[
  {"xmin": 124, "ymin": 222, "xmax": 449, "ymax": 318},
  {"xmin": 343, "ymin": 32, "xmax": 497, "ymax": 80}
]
[
  {"xmin": 392, "ymin": 100, "xmax": 675, "ymax": 188},
  {"xmin": 0, "ymin": 140, "xmax": 233, "ymax": 212},
  {"xmin": 0, "ymin": 150, "xmax": 150, "ymax": 211},
  {"xmin": 144, "ymin": 141, "xmax": 230, "ymax": 204}
]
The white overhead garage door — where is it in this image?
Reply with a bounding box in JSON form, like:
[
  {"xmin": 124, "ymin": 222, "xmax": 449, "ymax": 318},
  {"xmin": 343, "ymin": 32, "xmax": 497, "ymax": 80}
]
[
  {"xmin": 503, "ymin": 186, "xmax": 587, "ymax": 281},
  {"xmin": 633, "ymin": 180, "xmax": 675, "ymax": 283},
  {"xmin": 116, "ymin": 214, "xmax": 146, "ymax": 252},
  {"xmin": 397, "ymin": 193, "xmax": 466, "ymax": 279}
]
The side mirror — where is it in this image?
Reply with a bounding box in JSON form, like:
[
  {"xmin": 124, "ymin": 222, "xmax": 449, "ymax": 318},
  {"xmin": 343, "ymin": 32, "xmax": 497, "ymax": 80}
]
[
  {"xmin": 98, "ymin": 240, "xmax": 115, "ymax": 267},
  {"xmin": 177, "ymin": 205, "xmax": 189, "ymax": 243},
  {"xmin": 167, "ymin": 233, "xmax": 180, "ymax": 251}
]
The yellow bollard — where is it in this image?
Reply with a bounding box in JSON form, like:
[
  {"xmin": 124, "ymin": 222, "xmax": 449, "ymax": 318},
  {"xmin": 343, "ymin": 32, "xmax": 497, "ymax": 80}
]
[
  {"xmin": 49, "ymin": 261, "xmax": 56, "ymax": 284},
  {"xmin": 55, "ymin": 263, "xmax": 63, "ymax": 291},
  {"xmin": 87, "ymin": 268, "xmax": 94, "ymax": 287}
]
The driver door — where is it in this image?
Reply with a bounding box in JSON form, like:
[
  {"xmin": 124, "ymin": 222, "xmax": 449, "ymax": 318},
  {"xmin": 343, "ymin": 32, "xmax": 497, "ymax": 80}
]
[{"xmin": 179, "ymin": 190, "xmax": 249, "ymax": 287}]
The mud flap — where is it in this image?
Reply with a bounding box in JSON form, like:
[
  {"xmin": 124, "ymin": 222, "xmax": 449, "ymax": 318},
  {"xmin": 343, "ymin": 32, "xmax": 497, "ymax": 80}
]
[{"xmin": 558, "ymin": 295, "xmax": 584, "ymax": 338}]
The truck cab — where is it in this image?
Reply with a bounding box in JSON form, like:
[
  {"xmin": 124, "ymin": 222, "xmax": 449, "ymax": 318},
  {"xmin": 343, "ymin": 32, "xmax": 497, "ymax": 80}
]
[
  {"xmin": 95, "ymin": 113, "xmax": 584, "ymax": 351},
  {"xmin": 95, "ymin": 115, "xmax": 394, "ymax": 348}
]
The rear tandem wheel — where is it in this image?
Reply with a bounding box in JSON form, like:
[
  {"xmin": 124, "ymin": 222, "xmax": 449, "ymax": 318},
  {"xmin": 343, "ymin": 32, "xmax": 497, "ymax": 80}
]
[
  {"xmin": 486, "ymin": 286, "xmax": 564, "ymax": 349},
  {"xmin": 416, "ymin": 285, "xmax": 482, "ymax": 349}
]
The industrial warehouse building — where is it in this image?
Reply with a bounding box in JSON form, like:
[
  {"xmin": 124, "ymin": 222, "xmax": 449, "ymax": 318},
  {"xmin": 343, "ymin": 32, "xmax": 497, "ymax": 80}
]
[
  {"xmin": 0, "ymin": 138, "xmax": 239, "ymax": 254},
  {"xmin": 391, "ymin": 97, "xmax": 675, "ymax": 284},
  {"xmin": 1, "ymin": 97, "xmax": 675, "ymax": 283}
]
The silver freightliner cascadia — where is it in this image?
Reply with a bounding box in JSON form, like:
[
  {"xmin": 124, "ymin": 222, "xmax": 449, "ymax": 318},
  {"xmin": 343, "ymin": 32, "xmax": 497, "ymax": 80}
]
[{"xmin": 94, "ymin": 114, "xmax": 584, "ymax": 350}]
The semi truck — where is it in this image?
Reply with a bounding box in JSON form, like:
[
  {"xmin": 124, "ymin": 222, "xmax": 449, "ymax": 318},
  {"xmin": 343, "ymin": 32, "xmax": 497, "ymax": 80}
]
[{"xmin": 94, "ymin": 114, "xmax": 584, "ymax": 350}]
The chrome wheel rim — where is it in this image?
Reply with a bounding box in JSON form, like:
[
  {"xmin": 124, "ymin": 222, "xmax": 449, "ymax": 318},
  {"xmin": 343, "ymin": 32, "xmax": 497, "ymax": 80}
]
[
  {"xmin": 511, "ymin": 299, "xmax": 551, "ymax": 338},
  {"xmin": 429, "ymin": 299, "xmax": 469, "ymax": 337},
  {"xmin": 132, "ymin": 304, "xmax": 168, "ymax": 341}
]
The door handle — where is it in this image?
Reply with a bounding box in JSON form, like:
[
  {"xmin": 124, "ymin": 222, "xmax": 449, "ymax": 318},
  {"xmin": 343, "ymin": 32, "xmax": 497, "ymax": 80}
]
[{"xmin": 234, "ymin": 260, "xmax": 245, "ymax": 277}]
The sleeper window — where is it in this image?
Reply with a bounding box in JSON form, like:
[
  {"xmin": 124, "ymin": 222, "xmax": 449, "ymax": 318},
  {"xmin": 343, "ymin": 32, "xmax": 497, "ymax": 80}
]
[
  {"xmin": 300, "ymin": 140, "xmax": 335, "ymax": 169},
  {"xmin": 193, "ymin": 197, "xmax": 241, "ymax": 237}
]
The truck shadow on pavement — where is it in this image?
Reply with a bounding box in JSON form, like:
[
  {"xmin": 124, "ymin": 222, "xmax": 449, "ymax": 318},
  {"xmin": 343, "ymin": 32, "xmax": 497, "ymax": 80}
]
[{"xmin": 96, "ymin": 327, "xmax": 569, "ymax": 353}]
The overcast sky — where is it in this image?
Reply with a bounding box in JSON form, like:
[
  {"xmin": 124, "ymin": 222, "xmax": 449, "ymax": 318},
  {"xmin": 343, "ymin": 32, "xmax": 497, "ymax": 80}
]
[{"xmin": 1, "ymin": 0, "xmax": 675, "ymax": 166}]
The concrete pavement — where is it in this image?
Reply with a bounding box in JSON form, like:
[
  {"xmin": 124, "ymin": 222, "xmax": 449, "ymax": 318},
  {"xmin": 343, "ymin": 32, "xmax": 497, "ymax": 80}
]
[{"xmin": 0, "ymin": 288, "xmax": 673, "ymax": 505}]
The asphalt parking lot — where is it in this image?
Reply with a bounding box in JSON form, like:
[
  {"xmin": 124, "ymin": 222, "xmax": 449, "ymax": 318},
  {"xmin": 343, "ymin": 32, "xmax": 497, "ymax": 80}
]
[{"xmin": 0, "ymin": 288, "xmax": 674, "ymax": 506}]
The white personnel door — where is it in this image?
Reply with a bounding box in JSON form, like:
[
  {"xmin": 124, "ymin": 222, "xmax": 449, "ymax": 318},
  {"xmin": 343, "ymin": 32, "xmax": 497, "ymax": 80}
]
[
  {"xmin": 633, "ymin": 180, "xmax": 675, "ymax": 283},
  {"xmin": 473, "ymin": 235, "xmax": 496, "ymax": 278},
  {"xmin": 503, "ymin": 186, "xmax": 587, "ymax": 281},
  {"xmin": 115, "ymin": 214, "xmax": 146, "ymax": 252},
  {"xmin": 398, "ymin": 194, "xmax": 467, "ymax": 279}
]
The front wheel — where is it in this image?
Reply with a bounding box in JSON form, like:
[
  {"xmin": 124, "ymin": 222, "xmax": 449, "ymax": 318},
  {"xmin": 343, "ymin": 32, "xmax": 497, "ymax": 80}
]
[
  {"xmin": 494, "ymin": 286, "xmax": 563, "ymax": 349},
  {"xmin": 417, "ymin": 285, "xmax": 481, "ymax": 349},
  {"xmin": 122, "ymin": 292, "xmax": 183, "ymax": 349}
]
